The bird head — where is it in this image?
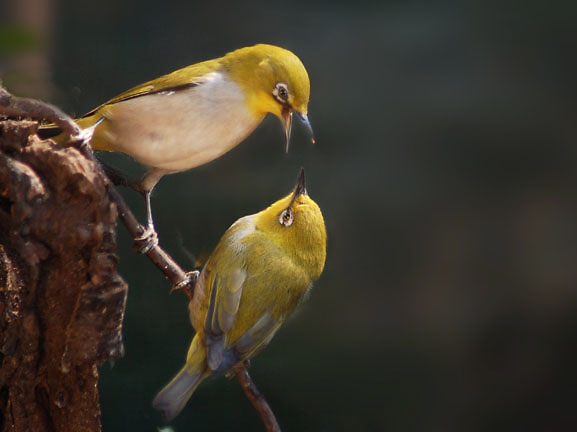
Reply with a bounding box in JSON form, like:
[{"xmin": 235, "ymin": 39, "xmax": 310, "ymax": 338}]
[
  {"xmin": 255, "ymin": 168, "xmax": 326, "ymax": 280},
  {"xmin": 223, "ymin": 44, "xmax": 315, "ymax": 151}
]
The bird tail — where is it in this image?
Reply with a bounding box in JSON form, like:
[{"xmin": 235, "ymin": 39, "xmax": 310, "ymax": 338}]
[
  {"xmin": 152, "ymin": 335, "xmax": 208, "ymax": 422},
  {"xmin": 37, "ymin": 114, "xmax": 111, "ymax": 150}
]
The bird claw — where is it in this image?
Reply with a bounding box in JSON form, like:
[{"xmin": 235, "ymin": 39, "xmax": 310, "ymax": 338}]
[
  {"xmin": 170, "ymin": 270, "xmax": 200, "ymax": 299},
  {"xmin": 133, "ymin": 225, "xmax": 158, "ymax": 254}
]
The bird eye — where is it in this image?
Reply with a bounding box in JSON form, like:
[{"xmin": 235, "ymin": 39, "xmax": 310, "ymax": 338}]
[
  {"xmin": 273, "ymin": 83, "xmax": 289, "ymax": 103},
  {"xmin": 278, "ymin": 208, "xmax": 294, "ymax": 226}
]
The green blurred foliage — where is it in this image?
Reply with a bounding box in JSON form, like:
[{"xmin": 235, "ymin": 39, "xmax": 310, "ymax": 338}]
[{"xmin": 0, "ymin": 26, "xmax": 38, "ymax": 54}]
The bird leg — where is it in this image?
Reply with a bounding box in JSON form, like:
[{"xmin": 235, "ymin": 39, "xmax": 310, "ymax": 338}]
[
  {"xmin": 100, "ymin": 164, "xmax": 160, "ymax": 253},
  {"xmin": 145, "ymin": 190, "xmax": 154, "ymax": 230},
  {"xmin": 133, "ymin": 190, "xmax": 159, "ymax": 254},
  {"xmin": 131, "ymin": 168, "xmax": 174, "ymax": 253}
]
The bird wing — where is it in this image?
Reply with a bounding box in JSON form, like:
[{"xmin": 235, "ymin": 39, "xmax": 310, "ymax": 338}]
[
  {"xmin": 80, "ymin": 58, "xmax": 222, "ymax": 118},
  {"xmin": 205, "ymin": 277, "xmax": 283, "ymax": 372},
  {"xmin": 232, "ymin": 311, "xmax": 283, "ymax": 360},
  {"xmin": 203, "ymin": 265, "xmax": 246, "ymax": 371},
  {"xmin": 202, "ymin": 219, "xmax": 309, "ymax": 372}
]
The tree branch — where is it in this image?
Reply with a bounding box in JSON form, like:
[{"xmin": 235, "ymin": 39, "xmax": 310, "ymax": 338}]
[
  {"xmin": 0, "ymin": 87, "xmax": 282, "ymax": 431},
  {"xmin": 233, "ymin": 363, "xmax": 282, "ymax": 432}
]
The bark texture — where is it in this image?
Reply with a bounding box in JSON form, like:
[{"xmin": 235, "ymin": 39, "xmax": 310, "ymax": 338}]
[{"xmin": 0, "ymin": 119, "xmax": 127, "ymax": 432}]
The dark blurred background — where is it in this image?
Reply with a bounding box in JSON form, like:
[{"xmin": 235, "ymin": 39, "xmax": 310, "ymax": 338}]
[{"xmin": 3, "ymin": 0, "xmax": 577, "ymax": 430}]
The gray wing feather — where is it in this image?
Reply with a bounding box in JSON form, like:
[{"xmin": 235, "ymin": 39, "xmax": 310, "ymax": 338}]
[{"xmin": 204, "ymin": 268, "xmax": 246, "ymax": 371}]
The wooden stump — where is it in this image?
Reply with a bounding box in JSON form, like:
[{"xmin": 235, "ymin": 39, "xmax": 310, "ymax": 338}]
[{"xmin": 0, "ymin": 119, "xmax": 127, "ymax": 432}]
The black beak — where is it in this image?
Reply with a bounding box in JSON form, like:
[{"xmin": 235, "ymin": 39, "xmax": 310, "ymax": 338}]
[
  {"xmin": 296, "ymin": 112, "xmax": 315, "ymax": 144},
  {"xmin": 293, "ymin": 168, "xmax": 307, "ymax": 197}
]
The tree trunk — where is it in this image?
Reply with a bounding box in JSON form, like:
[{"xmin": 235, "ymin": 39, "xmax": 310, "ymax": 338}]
[{"xmin": 0, "ymin": 119, "xmax": 127, "ymax": 432}]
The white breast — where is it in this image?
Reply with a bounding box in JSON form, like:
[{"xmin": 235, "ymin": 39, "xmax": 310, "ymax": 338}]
[{"xmin": 101, "ymin": 72, "xmax": 264, "ymax": 171}]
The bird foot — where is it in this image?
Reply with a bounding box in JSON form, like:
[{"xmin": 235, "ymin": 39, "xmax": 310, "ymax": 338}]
[
  {"xmin": 170, "ymin": 270, "xmax": 200, "ymax": 299},
  {"xmin": 133, "ymin": 225, "xmax": 158, "ymax": 254}
]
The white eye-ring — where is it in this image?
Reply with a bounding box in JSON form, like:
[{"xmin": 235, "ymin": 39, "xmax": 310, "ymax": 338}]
[
  {"xmin": 273, "ymin": 82, "xmax": 289, "ymax": 103},
  {"xmin": 279, "ymin": 208, "xmax": 294, "ymax": 226}
]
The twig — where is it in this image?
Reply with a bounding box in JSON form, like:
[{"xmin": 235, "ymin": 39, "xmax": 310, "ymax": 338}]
[
  {"xmin": 233, "ymin": 363, "xmax": 282, "ymax": 432},
  {"xmin": 93, "ymin": 152, "xmax": 280, "ymax": 431},
  {"xmin": 80, "ymin": 145, "xmax": 281, "ymax": 432},
  {"xmin": 0, "ymin": 86, "xmax": 282, "ymax": 432},
  {"xmin": 96, "ymin": 173, "xmax": 199, "ymax": 298}
]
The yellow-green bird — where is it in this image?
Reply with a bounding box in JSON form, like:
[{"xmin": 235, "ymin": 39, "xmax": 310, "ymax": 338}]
[
  {"xmin": 152, "ymin": 169, "xmax": 326, "ymax": 421},
  {"xmin": 41, "ymin": 44, "xmax": 314, "ymax": 231}
]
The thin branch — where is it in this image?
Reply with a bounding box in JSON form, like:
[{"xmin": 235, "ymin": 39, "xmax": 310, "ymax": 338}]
[
  {"xmin": 233, "ymin": 363, "xmax": 282, "ymax": 432},
  {"xmin": 0, "ymin": 86, "xmax": 282, "ymax": 432},
  {"xmin": 83, "ymin": 148, "xmax": 280, "ymax": 432},
  {"xmin": 99, "ymin": 175, "xmax": 199, "ymax": 297}
]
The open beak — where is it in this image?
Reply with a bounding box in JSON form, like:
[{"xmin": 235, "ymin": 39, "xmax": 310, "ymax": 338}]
[
  {"xmin": 281, "ymin": 109, "xmax": 316, "ymax": 153},
  {"xmin": 281, "ymin": 107, "xmax": 293, "ymax": 153}
]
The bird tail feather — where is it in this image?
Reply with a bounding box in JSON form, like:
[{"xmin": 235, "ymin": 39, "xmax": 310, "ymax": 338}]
[
  {"xmin": 153, "ymin": 335, "xmax": 208, "ymax": 422},
  {"xmin": 153, "ymin": 365, "xmax": 206, "ymax": 422}
]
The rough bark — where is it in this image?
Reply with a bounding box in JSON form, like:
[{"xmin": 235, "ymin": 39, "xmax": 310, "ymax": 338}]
[{"xmin": 0, "ymin": 119, "xmax": 127, "ymax": 432}]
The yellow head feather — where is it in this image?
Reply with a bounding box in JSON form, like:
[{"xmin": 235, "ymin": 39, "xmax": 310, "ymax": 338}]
[
  {"xmin": 254, "ymin": 170, "xmax": 326, "ymax": 280},
  {"xmin": 222, "ymin": 44, "xmax": 311, "ymax": 119}
]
